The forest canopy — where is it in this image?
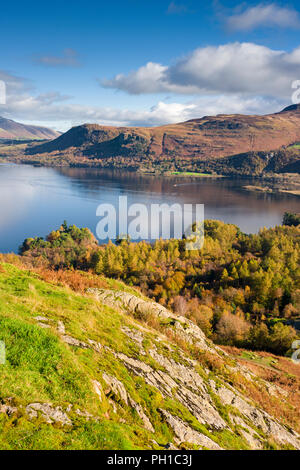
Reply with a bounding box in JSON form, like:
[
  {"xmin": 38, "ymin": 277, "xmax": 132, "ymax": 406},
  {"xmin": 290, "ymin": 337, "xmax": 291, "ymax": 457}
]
[{"xmin": 19, "ymin": 217, "xmax": 300, "ymax": 355}]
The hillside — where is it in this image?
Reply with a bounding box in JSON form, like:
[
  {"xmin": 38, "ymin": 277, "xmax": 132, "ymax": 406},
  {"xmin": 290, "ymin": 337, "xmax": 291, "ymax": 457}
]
[
  {"xmin": 0, "ymin": 260, "xmax": 299, "ymax": 450},
  {"xmin": 0, "ymin": 116, "xmax": 60, "ymax": 140},
  {"xmin": 20, "ymin": 105, "xmax": 300, "ymax": 175}
]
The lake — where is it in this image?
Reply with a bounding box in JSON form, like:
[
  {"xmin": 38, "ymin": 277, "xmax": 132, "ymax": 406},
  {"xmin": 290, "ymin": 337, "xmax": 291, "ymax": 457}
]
[{"xmin": 0, "ymin": 163, "xmax": 299, "ymax": 253}]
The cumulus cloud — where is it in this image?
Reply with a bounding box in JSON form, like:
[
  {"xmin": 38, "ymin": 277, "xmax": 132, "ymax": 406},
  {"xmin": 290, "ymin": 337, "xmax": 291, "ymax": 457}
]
[
  {"xmin": 101, "ymin": 62, "xmax": 169, "ymax": 94},
  {"xmin": 101, "ymin": 42, "xmax": 300, "ymax": 98},
  {"xmin": 226, "ymin": 3, "xmax": 300, "ymax": 31},
  {"xmin": 35, "ymin": 48, "xmax": 80, "ymax": 67},
  {"xmin": 0, "ymin": 67, "xmax": 287, "ymax": 131}
]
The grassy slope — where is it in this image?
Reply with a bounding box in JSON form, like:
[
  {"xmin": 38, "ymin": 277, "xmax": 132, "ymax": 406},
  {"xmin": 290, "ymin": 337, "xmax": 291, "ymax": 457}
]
[
  {"xmin": 0, "ymin": 263, "xmax": 299, "ymax": 450},
  {"xmin": 0, "ymin": 263, "xmax": 159, "ymax": 449}
]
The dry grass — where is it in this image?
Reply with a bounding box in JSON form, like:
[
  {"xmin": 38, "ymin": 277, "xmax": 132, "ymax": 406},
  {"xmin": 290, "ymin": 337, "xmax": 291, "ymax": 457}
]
[
  {"xmin": 222, "ymin": 345, "xmax": 300, "ymax": 432},
  {"xmin": 0, "ymin": 254, "xmax": 109, "ymax": 294},
  {"xmin": 33, "ymin": 268, "xmax": 109, "ymax": 293}
]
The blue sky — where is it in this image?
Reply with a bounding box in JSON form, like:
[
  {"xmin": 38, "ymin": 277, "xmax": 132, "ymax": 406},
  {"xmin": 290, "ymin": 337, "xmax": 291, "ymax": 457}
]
[{"xmin": 1, "ymin": 0, "xmax": 300, "ymax": 131}]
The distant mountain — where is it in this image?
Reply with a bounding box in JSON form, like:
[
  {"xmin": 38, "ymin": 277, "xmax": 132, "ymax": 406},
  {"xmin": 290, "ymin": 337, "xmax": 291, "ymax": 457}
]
[
  {"xmin": 0, "ymin": 116, "xmax": 60, "ymax": 140},
  {"xmin": 27, "ymin": 105, "xmax": 300, "ymax": 161}
]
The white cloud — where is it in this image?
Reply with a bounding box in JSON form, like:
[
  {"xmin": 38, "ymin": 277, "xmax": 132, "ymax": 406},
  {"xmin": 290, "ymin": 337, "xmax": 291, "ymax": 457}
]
[
  {"xmin": 35, "ymin": 48, "xmax": 80, "ymax": 67},
  {"xmin": 226, "ymin": 3, "xmax": 300, "ymax": 31},
  {"xmin": 0, "ymin": 67, "xmax": 287, "ymax": 132},
  {"xmin": 101, "ymin": 42, "xmax": 300, "ymax": 99},
  {"xmin": 101, "ymin": 62, "xmax": 168, "ymax": 94}
]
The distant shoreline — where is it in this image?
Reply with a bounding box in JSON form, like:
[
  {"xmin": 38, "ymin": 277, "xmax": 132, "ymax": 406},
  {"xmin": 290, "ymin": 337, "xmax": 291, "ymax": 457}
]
[{"xmin": 243, "ymin": 184, "xmax": 300, "ymax": 197}]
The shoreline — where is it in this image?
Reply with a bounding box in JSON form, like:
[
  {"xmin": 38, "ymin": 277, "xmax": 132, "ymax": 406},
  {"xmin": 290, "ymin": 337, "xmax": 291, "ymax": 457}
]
[
  {"xmin": 1, "ymin": 156, "xmax": 300, "ymax": 189},
  {"xmin": 243, "ymin": 184, "xmax": 300, "ymax": 197}
]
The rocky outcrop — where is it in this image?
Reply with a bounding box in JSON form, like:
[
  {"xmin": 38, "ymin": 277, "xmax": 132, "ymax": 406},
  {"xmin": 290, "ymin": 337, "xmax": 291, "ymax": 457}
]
[
  {"xmin": 129, "ymin": 398, "xmax": 155, "ymax": 433},
  {"xmin": 26, "ymin": 403, "xmax": 72, "ymax": 426},
  {"xmin": 61, "ymin": 334, "xmax": 89, "ymax": 349},
  {"xmin": 210, "ymin": 383, "xmax": 300, "ymax": 449},
  {"xmin": 87, "ymin": 289, "xmax": 300, "ymax": 449},
  {"xmin": 102, "ymin": 371, "xmax": 154, "ymax": 432},
  {"xmin": 159, "ymin": 410, "xmax": 222, "ymax": 450},
  {"xmin": 102, "ymin": 372, "xmax": 129, "ymax": 406},
  {"xmin": 0, "ymin": 398, "xmax": 17, "ymax": 417},
  {"xmin": 88, "ymin": 289, "xmax": 214, "ymax": 352},
  {"xmin": 26, "ymin": 288, "xmax": 300, "ymax": 449},
  {"xmin": 230, "ymin": 414, "xmax": 262, "ymax": 450}
]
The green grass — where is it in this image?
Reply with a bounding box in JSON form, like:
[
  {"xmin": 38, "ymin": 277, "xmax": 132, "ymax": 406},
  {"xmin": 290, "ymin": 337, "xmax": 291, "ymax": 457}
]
[
  {"xmin": 288, "ymin": 143, "xmax": 300, "ymax": 149},
  {"xmin": 0, "ymin": 263, "xmax": 157, "ymax": 448},
  {"xmin": 240, "ymin": 351, "xmax": 278, "ymax": 368},
  {"xmin": 0, "ymin": 262, "xmax": 223, "ymax": 449},
  {"xmin": 171, "ymin": 171, "xmax": 212, "ymax": 177},
  {"xmin": 0, "ymin": 262, "xmax": 295, "ymax": 450}
]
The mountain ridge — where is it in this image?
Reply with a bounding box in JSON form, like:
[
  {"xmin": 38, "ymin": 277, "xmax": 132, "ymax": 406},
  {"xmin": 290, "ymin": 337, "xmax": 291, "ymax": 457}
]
[
  {"xmin": 25, "ymin": 106, "xmax": 300, "ymax": 170},
  {"xmin": 0, "ymin": 116, "xmax": 60, "ymax": 140}
]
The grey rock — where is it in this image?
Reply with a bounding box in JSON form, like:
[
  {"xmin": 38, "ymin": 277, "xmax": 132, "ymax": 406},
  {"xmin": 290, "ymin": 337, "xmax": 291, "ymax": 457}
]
[
  {"xmin": 61, "ymin": 335, "xmax": 89, "ymax": 349},
  {"xmin": 34, "ymin": 316, "xmax": 50, "ymax": 322},
  {"xmin": 89, "ymin": 289, "xmax": 215, "ymax": 352},
  {"xmin": 121, "ymin": 326, "xmax": 146, "ymax": 354},
  {"xmin": 0, "ymin": 404, "xmax": 17, "ymax": 416},
  {"xmin": 92, "ymin": 380, "xmax": 103, "ymax": 401},
  {"xmin": 88, "ymin": 339, "xmax": 102, "ymax": 352},
  {"xmin": 159, "ymin": 410, "xmax": 223, "ymax": 450},
  {"xmin": 116, "ymin": 351, "xmax": 227, "ymax": 430},
  {"xmin": 230, "ymin": 414, "xmax": 263, "ymax": 449},
  {"xmin": 128, "ymin": 397, "xmax": 155, "ymax": 432},
  {"xmin": 75, "ymin": 409, "xmax": 99, "ymax": 422},
  {"xmin": 26, "ymin": 403, "xmax": 72, "ymax": 426},
  {"xmin": 57, "ymin": 321, "xmax": 65, "ymax": 334},
  {"xmin": 102, "ymin": 372, "xmax": 129, "ymax": 405}
]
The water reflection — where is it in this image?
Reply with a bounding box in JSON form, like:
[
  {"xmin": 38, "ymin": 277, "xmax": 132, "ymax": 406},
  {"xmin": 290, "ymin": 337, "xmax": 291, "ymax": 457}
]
[{"xmin": 0, "ymin": 163, "xmax": 299, "ymax": 253}]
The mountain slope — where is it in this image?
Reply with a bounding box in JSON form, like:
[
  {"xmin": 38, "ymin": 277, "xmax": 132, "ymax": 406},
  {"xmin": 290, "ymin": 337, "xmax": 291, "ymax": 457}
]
[
  {"xmin": 26, "ymin": 105, "xmax": 300, "ymax": 164},
  {"xmin": 0, "ymin": 116, "xmax": 60, "ymax": 140},
  {"xmin": 0, "ymin": 262, "xmax": 299, "ymax": 450}
]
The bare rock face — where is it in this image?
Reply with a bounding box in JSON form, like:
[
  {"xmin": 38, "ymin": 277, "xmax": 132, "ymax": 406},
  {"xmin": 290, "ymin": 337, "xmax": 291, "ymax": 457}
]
[
  {"xmin": 113, "ymin": 350, "xmax": 227, "ymax": 430},
  {"xmin": 87, "ymin": 289, "xmax": 300, "ymax": 449},
  {"xmin": 0, "ymin": 403, "xmax": 17, "ymax": 416},
  {"xmin": 25, "ymin": 288, "xmax": 299, "ymax": 449},
  {"xmin": 148, "ymin": 346, "xmax": 205, "ymax": 392},
  {"xmin": 121, "ymin": 326, "xmax": 146, "ymax": 354},
  {"xmin": 26, "ymin": 403, "xmax": 72, "ymax": 426},
  {"xmin": 159, "ymin": 410, "xmax": 222, "ymax": 450},
  {"xmin": 102, "ymin": 372, "xmax": 129, "ymax": 405},
  {"xmin": 92, "ymin": 380, "xmax": 103, "ymax": 401},
  {"xmin": 210, "ymin": 383, "xmax": 300, "ymax": 449},
  {"xmin": 88, "ymin": 289, "xmax": 215, "ymax": 352},
  {"xmin": 34, "ymin": 316, "xmax": 50, "ymax": 322},
  {"xmin": 230, "ymin": 414, "xmax": 263, "ymax": 450},
  {"xmin": 57, "ymin": 321, "xmax": 65, "ymax": 334},
  {"xmin": 128, "ymin": 397, "xmax": 155, "ymax": 433},
  {"xmin": 61, "ymin": 335, "xmax": 89, "ymax": 349},
  {"xmin": 88, "ymin": 339, "xmax": 102, "ymax": 352},
  {"xmin": 101, "ymin": 371, "xmax": 155, "ymax": 432}
]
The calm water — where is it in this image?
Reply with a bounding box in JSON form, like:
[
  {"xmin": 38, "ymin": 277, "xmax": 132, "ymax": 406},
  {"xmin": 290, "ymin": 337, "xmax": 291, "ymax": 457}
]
[{"xmin": 0, "ymin": 163, "xmax": 299, "ymax": 253}]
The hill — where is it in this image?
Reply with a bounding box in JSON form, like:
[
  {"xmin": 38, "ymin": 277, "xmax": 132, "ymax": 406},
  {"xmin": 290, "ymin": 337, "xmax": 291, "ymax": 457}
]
[
  {"xmin": 0, "ymin": 261, "xmax": 299, "ymax": 450},
  {"xmin": 0, "ymin": 116, "xmax": 60, "ymax": 140},
  {"xmin": 21, "ymin": 105, "xmax": 300, "ymax": 175},
  {"xmin": 0, "ymin": 219, "xmax": 300, "ymax": 450}
]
